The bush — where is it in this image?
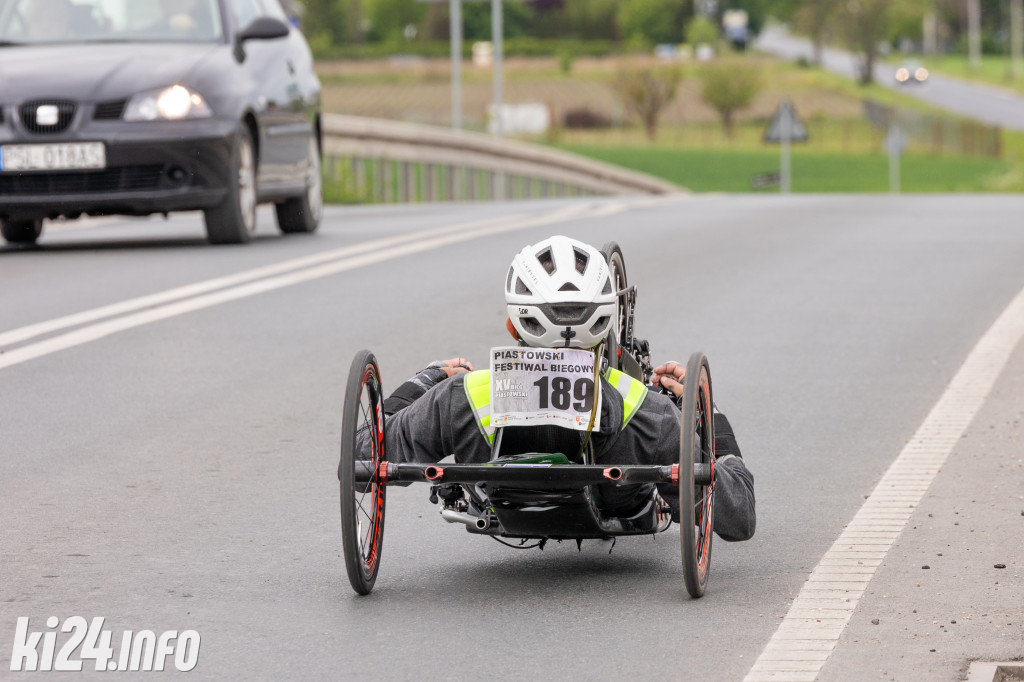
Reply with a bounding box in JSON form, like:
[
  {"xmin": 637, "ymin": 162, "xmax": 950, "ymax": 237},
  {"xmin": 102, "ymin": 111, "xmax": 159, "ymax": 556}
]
[
  {"xmin": 699, "ymin": 62, "xmax": 761, "ymax": 137},
  {"xmin": 310, "ymin": 37, "xmax": 618, "ymax": 61},
  {"xmin": 558, "ymin": 50, "xmax": 575, "ymax": 74},
  {"xmin": 563, "ymin": 108, "xmax": 613, "ymax": 129},
  {"xmin": 685, "ymin": 15, "xmax": 719, "ymax": 47}
]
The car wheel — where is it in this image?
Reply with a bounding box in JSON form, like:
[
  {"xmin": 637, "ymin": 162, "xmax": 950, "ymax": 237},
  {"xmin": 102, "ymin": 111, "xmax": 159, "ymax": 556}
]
[
  {"xmin": 275, "ymin": 134, "xmax": 322, "ymax": 235},
  {"xmin": 204, "ymin": 125, "xmax": 258, "ymax": 244},
  {"xmin": 1, "ymin": 218, "xmax": 43, "ymax": 245}
]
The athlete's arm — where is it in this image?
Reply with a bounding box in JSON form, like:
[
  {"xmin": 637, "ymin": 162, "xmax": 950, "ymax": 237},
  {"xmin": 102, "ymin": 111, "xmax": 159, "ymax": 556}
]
[{"xmin": 383, "ymin": 358, "xmax": 474, "ymax": 415}]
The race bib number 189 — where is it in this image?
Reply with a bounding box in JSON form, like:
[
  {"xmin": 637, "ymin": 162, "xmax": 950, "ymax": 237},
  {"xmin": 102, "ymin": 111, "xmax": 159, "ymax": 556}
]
[{"xmin": 490, "ymin": 346, "xmax": 601, "ymax": 431}]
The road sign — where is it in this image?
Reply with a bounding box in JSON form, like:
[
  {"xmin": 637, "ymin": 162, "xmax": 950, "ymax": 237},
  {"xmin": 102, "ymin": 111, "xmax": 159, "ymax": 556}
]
[
  {"xmin": 764, "ymin": 100, "xmax": 808, "ymax": 143},
  {"xmin": 763, "ymin": 100, "xmax": 807, "ymax": 193},
  {"xmin": 886, "ymin": 126, "xmax": 908, "ymax": 156},
  {"xmin": 887, "ymin": 125, "xmax": 907, "ymax": 193}
]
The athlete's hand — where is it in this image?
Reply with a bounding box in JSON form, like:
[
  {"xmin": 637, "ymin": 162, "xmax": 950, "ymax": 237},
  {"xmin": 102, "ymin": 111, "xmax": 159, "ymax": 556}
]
[
  {"xmin": 438, "ymin": 357, "xmax": 474, "ymax": 377},
  {"xmin": 652, "ymin": 361, "xmax": 685, "ymax": 397}
]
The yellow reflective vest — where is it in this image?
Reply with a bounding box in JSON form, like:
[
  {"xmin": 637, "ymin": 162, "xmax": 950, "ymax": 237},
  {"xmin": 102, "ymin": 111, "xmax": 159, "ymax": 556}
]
[{"xmin": 462, "ymin": 368, "xmax": 648, "ymax": 446}]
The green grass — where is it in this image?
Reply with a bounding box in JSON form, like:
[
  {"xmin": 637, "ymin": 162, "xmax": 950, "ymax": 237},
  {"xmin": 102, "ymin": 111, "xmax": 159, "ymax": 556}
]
[{"xmin": 557, "ymin": 145, "xmax": 1017, "ymax": 192}]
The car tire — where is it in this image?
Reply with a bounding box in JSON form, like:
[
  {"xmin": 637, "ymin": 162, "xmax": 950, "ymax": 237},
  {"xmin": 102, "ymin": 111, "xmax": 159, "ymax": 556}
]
[
  {"xmin": 275, "ymin": 134, "xmax": 322, "ymax": 235},
  {"xmin": 1, "ymin": 218, "xmax": 43, "ymax": 245},
  {"xmin": 204, "ymin": 125, "xmax": 258, "ymax": 245}
]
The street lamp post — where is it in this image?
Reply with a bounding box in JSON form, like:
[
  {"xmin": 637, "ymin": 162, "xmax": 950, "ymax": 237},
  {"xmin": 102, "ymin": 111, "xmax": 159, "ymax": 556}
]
[
  {"xmin": 968, "ymin": 0, "xmax": 982, "ymax": 70},
  {"xmin": 491, "ymin": 0, "xmax": 503, "ymax": 138},
  {"xmin": 419, "ymin": 0, "xmax": 521, "ymax": 134},
  {"xmin": 450, "ymin": 0, "xmax": 462, "ymax": 130}
]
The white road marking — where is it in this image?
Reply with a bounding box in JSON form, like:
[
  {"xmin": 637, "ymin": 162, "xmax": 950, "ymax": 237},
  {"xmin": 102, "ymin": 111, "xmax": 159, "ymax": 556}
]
[
  {"xmin": 0, "ymin": 201, "xmax": 616, "ymax": 371},
  {"xmin": 744, "ymin": 281, "xmax": 1024, "ymax": 682},
  {"xmin": 0, "ymin": 212, "xmax": 531, "ymax": 349}
]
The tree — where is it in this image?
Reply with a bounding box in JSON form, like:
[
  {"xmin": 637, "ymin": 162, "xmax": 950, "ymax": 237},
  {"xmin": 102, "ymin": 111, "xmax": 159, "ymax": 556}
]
[
  {"xmin": 462, "ymin": 2, "xmax": 534, "ymax": 41},
  {"xmin": 699, "ymin": 62, "xmax": 761, "ymax": 137},
  {"xmin": 835, "ymin": 0, "xmax": 929, "ymax": 84},
  {"xmin": 612, "ymin": 67, "xmax": 683, "ymax": 140},
  {"xmin": 795, "ymin": 0, "xmax": 840, "ymax": 66},
  {"xmin": 566, "ymin": 0, "xmax": 621, "ymax": 40},
  {"xmin": 836, "ymin": 0, "xmax": 890, "ymax": 84},
  {"xmin": 301, "ymin": 0, "xmax": 350, "ymax": 45},
  {"xmin": 618, "ymin": 0, "xmax": 689, "ymax": 45},
  {"xmin": 364, "ymin": 0, "xmax": 425, "ymax": 41}
]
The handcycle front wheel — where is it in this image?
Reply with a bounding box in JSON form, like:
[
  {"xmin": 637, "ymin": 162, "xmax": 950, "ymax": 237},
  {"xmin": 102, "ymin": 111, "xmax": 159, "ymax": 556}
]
[
  {"xmin": 678, "ymin": 352, "xmax": 715, "ymax": 598},
  {"xmin": 339, "ymin": 350, "xmax": 387, "ymax": 595}
]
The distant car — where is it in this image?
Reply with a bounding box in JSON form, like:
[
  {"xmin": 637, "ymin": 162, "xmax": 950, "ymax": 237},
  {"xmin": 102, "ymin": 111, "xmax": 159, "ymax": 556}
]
[
  {"xmin": 894, "ymin": 62, "xmax": 929, "ymax": 85},
  {"xmin": 0, "ymin": 0, "xmax": 323, "ymax": 246}
]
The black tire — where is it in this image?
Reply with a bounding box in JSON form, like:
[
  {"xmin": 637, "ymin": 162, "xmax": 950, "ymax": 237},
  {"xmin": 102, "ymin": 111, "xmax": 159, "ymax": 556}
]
[
  {"xmin": 204, "ymin": 125, "xmax": 257, "ymax": 244},
  {"xmin": 275, "ymin": 133, "xmax": 322, "ymax": 235},
  {"xmin": 2, "ymin": 218, "xmax": 43, "ymax": 245},
  {"xmin": 600, "ymin": 241, "xmax": 628, "ymax": 371},
  {"xmin": 679, "ymin": 351, "xmax": 715, "ymax": 598},
  {"xmin": 340, "ymin": 350, "xmax": 387, "ymax": 595}
]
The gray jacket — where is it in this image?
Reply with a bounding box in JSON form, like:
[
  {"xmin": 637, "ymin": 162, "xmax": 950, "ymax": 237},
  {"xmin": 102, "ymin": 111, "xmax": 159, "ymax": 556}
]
[{"xmin": 372, "ymin": 370, "xmax": 756, "ymax": 541}]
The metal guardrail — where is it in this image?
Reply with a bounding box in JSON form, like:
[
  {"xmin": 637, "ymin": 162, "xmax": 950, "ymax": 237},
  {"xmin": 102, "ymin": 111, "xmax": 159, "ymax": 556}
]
[
  {"xmin": 863, "ymin": 99, "xmax": 1003, "ymax": 158},
  {"xmin": 321, "ymin": 114, "xmax": 683, "ymax": 203}
]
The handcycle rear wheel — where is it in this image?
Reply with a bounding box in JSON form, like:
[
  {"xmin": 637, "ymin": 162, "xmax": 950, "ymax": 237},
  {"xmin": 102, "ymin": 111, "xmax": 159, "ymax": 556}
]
[
  {"xmin": 339, "ymin": 350, "xmax": 387, "ymax": 595},
  {"xmin": 678, "ymin": 352, "xmax": 715, "ymax": 598},
  {"xmin": 600, "ymin": 241, "xmax": 628, "ymax": 371}
]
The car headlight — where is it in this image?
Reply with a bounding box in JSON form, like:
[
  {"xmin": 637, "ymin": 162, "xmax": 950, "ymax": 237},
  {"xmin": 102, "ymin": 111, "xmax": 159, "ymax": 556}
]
[
  {"xmin": 895, "ymin": 67, "xmax": 909, "ymax": 82},
  {"xmin": 124, "ymin": 85, "xmax": 212, "ymax": 121},
  {"xmin": 915, "ymin": 67, "xmax": 929, "ymax": 81}
]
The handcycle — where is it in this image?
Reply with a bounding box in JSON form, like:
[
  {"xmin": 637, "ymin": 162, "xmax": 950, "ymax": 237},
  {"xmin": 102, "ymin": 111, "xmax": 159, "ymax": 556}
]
[{"xmin": 338, "ymin": 243, "xmax": 716, "ymax": 598}]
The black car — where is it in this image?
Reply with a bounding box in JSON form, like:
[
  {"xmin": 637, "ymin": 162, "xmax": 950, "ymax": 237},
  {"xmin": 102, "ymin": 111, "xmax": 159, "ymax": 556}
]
[{"xmin": 0, "ymin": 0, "xmax": 322, "ymax": 245}]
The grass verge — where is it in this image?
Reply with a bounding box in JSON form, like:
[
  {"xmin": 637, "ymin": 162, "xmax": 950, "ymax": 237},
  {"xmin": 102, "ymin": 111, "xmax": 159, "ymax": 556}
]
[{"xmin": 557, "ymin": 144, "xmax": 1018, "ymax": 192}]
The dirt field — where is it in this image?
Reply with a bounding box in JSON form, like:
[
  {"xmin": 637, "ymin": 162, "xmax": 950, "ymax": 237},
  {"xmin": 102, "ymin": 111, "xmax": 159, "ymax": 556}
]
[{"xmin": 317, "ymin": 54, "xmax": 864, "ymax": 131}]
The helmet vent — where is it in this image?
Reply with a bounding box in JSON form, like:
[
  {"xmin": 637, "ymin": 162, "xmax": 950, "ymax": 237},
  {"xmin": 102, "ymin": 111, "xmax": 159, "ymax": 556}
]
[
  {"xmin": 520, "ymin": 317, "xmax": 545, "ymax": 336},
  {"xmin": 506, "ymin": 266, "xmax": 515, "ymax": 293},
  {"xmin": 589, "ymin": 316, "xmax": 610, "ymax": 337},
  {"xmin": 515, "ymin": 278, "xmax": 532, "ymax": 296},
  {"xmin": 536, "ymin": 248, "xmax": 556, "ymax": 275},
  {"xmin": 551, "ymin": 304, "xmax": 588, "ymax": 324},
  {"xmin": 601, "ymin": 275, "xmax": 612, "ymax": 295},
  {"xmin": 573, "ymin": 248, "xmax": 589, "ymax": 275},
  {"xmin": 558, "ymin": 282, "xmax": 579, "ymax": 292}
]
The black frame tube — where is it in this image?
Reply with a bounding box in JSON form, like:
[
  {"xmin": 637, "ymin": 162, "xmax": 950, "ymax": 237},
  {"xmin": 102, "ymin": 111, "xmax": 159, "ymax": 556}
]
[{"xmin": 354, "ymin": 462, "xmax": 713, "ymax": 487}]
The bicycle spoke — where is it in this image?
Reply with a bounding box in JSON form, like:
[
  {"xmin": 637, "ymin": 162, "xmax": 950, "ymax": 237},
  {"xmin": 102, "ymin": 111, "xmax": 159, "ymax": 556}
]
[{"xmin": 355, "ymin": 493, "xmax": 375, "ymax": 524}]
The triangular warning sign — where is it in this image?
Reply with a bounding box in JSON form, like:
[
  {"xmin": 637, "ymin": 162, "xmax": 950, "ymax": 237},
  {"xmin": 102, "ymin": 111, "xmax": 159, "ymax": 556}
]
[{"xmin": 764, "ymin": 100, "xmax": 808, "ymax": 143}]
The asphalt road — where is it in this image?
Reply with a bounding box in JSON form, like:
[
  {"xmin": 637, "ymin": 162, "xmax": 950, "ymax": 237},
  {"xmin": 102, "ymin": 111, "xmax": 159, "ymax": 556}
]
[
  {"xmin": 757, "ymin": 26, "xmax": 1024, "ymax": 132},
  {"xmin": 2, "ymin": 196, "xmax": 1023, "ymax": 681}
]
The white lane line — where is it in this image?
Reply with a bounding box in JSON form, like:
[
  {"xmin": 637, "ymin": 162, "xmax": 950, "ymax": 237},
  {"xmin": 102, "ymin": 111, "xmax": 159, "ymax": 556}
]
[
  {"xmin": 744, "ymin": 281, "xmax": 1024, "ymax": 682},
  {"xmin": 0, "ymin": 202, "xmax": 600, "ymax": 371},
  {"xmin": 0, "ymin": 212, "xmax": 532, "ymax": 349}
]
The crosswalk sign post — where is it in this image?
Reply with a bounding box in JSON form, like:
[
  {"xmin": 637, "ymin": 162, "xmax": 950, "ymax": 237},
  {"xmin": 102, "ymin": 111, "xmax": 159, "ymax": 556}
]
[{"xmin": 764, "ymin": 100, "xmax": 808, "ymax": 194}]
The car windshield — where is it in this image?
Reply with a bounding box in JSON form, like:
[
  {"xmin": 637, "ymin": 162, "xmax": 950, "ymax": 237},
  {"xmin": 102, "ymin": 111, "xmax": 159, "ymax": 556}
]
[{"xmin": 0, "ymin": 0, "xmax": 223, "ymax": 44}]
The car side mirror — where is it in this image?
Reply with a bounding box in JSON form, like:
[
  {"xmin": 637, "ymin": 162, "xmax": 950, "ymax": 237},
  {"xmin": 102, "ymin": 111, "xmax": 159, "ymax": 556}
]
[
  {"xmin": 234, "ymin": 17, "xmax": 290, "ymax": 61},
  {"xmin": 238, "ymin": 17, "xmax": 290, "ymax": 42}
]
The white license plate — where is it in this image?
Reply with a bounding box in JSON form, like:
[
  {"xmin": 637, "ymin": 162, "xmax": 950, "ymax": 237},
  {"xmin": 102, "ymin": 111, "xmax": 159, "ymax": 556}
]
[{"xmin": 0, "ymin": 142, "xmax": 106, "ymax": 172}]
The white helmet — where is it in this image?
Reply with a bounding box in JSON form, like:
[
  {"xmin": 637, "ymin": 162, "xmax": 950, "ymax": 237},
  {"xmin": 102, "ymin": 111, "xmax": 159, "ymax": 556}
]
[{"xmin": 505, "ymin": 235, "xmax": 617, "ymax": 349}]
